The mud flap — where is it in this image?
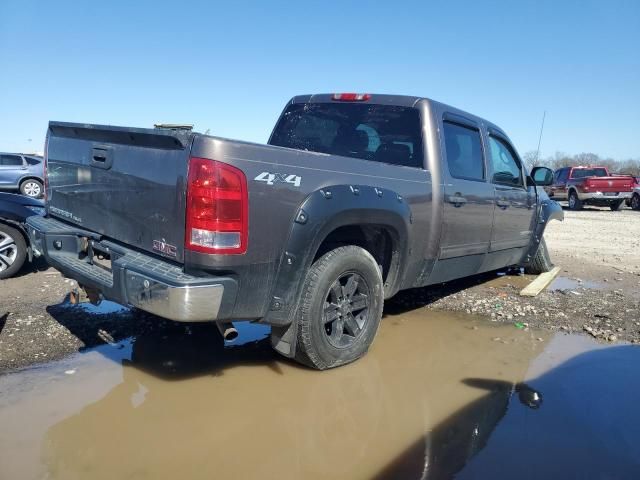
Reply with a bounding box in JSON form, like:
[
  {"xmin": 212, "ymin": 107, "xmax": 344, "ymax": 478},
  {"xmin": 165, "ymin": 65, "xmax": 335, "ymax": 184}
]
[{"xmin": 270, "ymin": 322, "xmax": 298, "ymax": 358}]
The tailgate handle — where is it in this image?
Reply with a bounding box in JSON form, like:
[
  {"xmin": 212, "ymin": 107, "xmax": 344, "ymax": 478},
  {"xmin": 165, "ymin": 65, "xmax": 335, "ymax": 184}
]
[{"xmin": 91, "ymin": 146, "xmax": 113, "ymax": 170}]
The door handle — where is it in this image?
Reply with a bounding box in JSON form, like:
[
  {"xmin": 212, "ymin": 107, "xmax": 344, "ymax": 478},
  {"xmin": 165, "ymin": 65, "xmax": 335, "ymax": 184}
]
[
  {"xmin": 496, "ymin": 198, "xmax": 510, "ymax": 209},
  {"xmin": 447, "ymin": 194, "xmax": 467, "ymax": 207}
]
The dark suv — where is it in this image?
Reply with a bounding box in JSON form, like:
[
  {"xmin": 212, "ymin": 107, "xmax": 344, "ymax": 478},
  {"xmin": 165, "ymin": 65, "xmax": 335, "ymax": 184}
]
[{"xmin": 0, "ymin": 153, "xmax": 45, "ymax": 198}]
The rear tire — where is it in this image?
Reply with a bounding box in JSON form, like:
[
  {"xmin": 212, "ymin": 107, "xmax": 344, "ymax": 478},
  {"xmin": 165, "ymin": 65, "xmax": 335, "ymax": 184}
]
[
  {"xmin": 610, "ymin": 200, "xmax": 624, "ymax": 211},
  {"xmin": 293, "ymin": 246, "xmax": 384, "ymax": 370},
  {"xmin": 19, "ymin": 179, "xmax": 43, "ymax": 198},
  {"xmin": 524, "ymin": 237, "xmax": 553, "ymax": 275},
  {"xmin": 568, "ymin": 190, "xmax": 582, "ymax": 211},
  {"xmin": 0, "ymin": 223, "xmax": 27, "ymax": 279},
  {"xmin": 631, "ymin": 194, "xmax": 640, "ymax": 211}
]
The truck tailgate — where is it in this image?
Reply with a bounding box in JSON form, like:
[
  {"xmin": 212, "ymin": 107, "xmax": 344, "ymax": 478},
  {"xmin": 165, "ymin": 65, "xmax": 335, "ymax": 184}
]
[
  {"xmin": 46, "ymin": 122, "xmax": 193, "ymax": 263},
  {"xmin": 586, "ymin": 176, "xmax": 634, "ymax": 192}
]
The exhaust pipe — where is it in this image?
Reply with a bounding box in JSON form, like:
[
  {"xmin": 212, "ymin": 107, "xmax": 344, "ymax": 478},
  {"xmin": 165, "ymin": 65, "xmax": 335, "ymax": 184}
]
[{"xmin": 216, "ymin": 322, "xmax": 238, "ymax": 342}]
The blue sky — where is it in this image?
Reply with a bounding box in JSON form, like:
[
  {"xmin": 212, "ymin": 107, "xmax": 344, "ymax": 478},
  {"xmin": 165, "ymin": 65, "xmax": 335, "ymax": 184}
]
[{"xmin": 1, "ymin": 0, "xmax": 638, "ymax": 159}]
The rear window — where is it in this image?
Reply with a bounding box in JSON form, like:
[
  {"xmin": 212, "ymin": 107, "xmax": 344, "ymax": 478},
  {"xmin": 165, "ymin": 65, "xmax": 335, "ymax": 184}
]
[
  {"xmin": 269, "ymin": 103, "xmax": 424, "ymax": 168},
  {"xmin": 571, "ymin": 168, "xmax": 608, "ymax": 178}
]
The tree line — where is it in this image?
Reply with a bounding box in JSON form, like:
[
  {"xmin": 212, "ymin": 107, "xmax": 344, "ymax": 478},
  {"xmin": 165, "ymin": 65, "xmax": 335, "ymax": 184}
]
[{"xmin": 522, "ymin": 151, "xmax": 640, "ymax": 176}]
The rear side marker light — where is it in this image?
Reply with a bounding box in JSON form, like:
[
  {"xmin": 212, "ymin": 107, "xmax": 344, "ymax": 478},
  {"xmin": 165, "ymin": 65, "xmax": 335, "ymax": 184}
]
[
  {"xmin": 186, "ymin": 157, "xmax": 248, "ymax": 255},
  {"xmin": 332, "ymin": 93, "xmax": 371, "ymax": 102}
]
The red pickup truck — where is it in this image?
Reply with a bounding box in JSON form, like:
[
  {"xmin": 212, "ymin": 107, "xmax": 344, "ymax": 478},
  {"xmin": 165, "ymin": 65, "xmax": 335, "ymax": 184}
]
[{"xmin": 548, "ymin": 166, "xmax": 635, "ymax": 210}]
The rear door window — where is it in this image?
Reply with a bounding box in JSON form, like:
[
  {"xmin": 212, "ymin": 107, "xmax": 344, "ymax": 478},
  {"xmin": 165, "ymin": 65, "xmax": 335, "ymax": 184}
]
[
  {"xmin": 0, "ymin": 154, "xmax": 24, "ymax": 166},
  {"xmin": 270, "ymin": 103, "xmax": 424, "ymax": 168},
  {"xmin": 442, "ymin": 122, "xmax": 485, "ymax": 181}
]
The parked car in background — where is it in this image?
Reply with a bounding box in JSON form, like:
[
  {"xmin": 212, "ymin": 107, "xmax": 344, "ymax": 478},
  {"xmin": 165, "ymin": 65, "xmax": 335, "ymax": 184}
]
[
  {"xmin": 625, "ymin": 177, "xmax": 640, "ymax": 210},
  {"xmin": 548, "ymin": 166, "xmax": 635, "ymax": 211},
  {"xmin": 0, "ymin": 192, "xmax": 45, "ymax": 278},
  {"xmin": 0, "ymin": 153, "xmax": 45, "ymax": 198},
  {"xmin": 28, "ymin": 93, "xmax": 562, "ymax": 369}
]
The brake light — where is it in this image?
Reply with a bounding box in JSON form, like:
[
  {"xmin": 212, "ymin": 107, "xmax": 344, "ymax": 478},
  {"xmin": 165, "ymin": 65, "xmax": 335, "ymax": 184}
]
[
  {"xmin": 185, "ymin": 157, "xmax": 248, "ymax": 254},
  {"xmin": 331, "ymin": 93, "xmax": 371, "ymax": 102}
]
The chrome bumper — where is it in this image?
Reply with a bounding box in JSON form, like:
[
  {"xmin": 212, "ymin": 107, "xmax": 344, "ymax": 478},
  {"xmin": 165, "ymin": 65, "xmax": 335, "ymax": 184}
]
[
  {"xmin": 125, "ymin": 272, "xmax": 224, "ymax": 322},
  {"xmin": 579, "ymin": 191, "xmax": 632, "ymax": 201}
]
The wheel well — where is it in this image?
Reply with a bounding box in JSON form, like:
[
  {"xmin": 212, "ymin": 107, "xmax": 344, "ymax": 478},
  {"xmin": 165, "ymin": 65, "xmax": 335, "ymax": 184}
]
[
  {"xmin": 0, "ymin": 220, "xmax": 28, "ymax": 245},
  {"xmin": 313, "ymin": 224, "xmax": 401, "ymax": 296},
  {"xmin": 19, "ymin": 176, "xmax": 43, "ymax": 186}
]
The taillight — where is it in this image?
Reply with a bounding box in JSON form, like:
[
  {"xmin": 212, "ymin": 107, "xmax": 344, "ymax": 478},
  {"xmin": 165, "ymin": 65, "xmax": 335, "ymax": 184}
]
[
  {"xmin": 331, "ymin": 93, "xmax": 371, "ymax": 101},
  {"xmin": 185, "ymin": 157, "xmax": 248, "ymax": 254}
]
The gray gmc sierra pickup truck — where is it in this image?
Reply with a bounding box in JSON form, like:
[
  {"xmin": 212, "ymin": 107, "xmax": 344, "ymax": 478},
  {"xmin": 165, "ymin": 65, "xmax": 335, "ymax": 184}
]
[{"xmin": 27, "ymin": 93, "xmax": 562, "ymax": 369}]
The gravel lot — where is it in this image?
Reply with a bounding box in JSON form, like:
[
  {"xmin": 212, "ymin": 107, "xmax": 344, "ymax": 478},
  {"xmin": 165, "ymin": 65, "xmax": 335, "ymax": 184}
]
[{"xmin": 1, "ymin": 206, "xmax": 639, "ymax": 373}]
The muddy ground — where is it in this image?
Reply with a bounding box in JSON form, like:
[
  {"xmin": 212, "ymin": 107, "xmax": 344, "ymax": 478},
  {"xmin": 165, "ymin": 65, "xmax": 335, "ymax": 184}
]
[{"xmin": 1, "ymin": 206, "xmax": 639, "ymax": 372}]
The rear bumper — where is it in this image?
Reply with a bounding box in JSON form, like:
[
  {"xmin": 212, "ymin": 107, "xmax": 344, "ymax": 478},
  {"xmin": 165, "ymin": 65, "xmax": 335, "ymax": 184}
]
[
  {"xmin": 26, "ymin": 215, "xmax": 237, "ymax": 322},
  {"xmin": 578, "ymin": 191, "xmax": 632, "ymax": 201}
]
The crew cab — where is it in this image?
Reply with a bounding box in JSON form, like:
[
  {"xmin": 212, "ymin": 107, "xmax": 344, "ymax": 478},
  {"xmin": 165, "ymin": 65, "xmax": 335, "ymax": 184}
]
[
  {"xmin": 27, "ymin": 93, "xmax": 562, "ymax": 369},
  {"xmin": 548, "ymin": 166, "xmax": 635, "ymax": 210}
]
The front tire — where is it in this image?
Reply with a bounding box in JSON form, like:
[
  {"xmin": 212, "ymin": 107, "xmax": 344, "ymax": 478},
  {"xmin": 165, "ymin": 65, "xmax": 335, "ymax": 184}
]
[
  {"xmin": 20, "ymin": 179, "xmax": 43, "ymax": 198},
  {"xmin": 568, "ymin": 190, "xmax": 582, "ymax": 211},
  {"xmin": 525, "ymin": 237, "xmax": 554, "ymax": 274},
  {"xmin": 0, "ymin": 223, "xmax": 27, "ymax": 279},
  {"xmin": 631, "ymin": 194, "xmax": 640, "ymax": 211},
  {"xmin": 293, "ymin": 246, "xmax": 384, "ymax": 370}
]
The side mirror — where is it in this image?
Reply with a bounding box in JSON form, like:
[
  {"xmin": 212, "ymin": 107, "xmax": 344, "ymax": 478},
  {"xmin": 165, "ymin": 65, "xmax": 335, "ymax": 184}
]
[{"xmin": 531, "ymin": 167, "xmax": 554, "ymax": 186}]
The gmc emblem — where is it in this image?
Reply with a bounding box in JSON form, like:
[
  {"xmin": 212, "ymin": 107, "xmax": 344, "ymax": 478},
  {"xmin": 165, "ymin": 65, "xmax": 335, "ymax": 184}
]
[{"xmin": 153, "ymin": 239, "xmax": 177, "ymax": 258}]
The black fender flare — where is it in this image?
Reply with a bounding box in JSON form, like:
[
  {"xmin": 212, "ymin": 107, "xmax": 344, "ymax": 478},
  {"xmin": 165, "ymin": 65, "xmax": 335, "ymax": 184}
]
[
  {"xmin": 522, "ymin": 195, "xmax": 563, "ymax": 266},
  {"xmin": 264, "ymin": 184, "xmax": 412, "ymax": 356}
]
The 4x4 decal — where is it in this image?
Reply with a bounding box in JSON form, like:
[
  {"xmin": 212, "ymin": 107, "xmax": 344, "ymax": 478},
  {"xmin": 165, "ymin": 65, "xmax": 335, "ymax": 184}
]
[{"xmin": 254, "ymin": 171, "xmax": 302, "ymax": 188}]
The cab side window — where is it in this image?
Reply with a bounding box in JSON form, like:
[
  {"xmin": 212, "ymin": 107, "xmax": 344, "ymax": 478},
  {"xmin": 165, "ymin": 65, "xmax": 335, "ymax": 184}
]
[
  {"xmin": 443, "ymin": 121, "xmax": 485, "ymax": 181},
  {"xmin": 488, "ymin": 137, "xmax": 523, "ymax": 187}
]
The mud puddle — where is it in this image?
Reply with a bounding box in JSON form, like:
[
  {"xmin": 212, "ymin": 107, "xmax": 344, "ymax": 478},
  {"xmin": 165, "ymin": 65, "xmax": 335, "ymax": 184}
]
[
  {"xmin": 1, "ymin": 310, "xmax": 639, "ymax": 479},
  {"xmin": 548, "ymin": 276, "xmax": 604, "ymax": 291}
]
